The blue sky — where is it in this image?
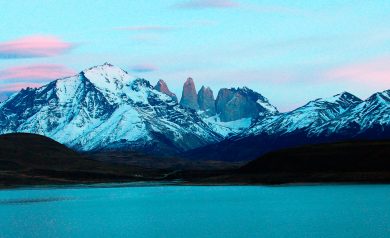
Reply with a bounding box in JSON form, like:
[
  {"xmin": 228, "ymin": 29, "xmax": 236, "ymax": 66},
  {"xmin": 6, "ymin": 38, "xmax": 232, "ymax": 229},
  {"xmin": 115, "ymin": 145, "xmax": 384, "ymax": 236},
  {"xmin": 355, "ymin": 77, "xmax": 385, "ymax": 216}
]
[{"xmin": 1, "ymin": 0, "xmax": 390, "ymax": 111}]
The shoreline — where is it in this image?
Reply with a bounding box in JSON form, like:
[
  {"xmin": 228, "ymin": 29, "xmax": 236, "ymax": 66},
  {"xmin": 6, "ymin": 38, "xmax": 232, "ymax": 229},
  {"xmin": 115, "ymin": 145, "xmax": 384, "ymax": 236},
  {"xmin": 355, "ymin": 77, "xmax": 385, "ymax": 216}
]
[{"xmin": 3, "ymin": 179, "xmax": 390, "ymax": 190}]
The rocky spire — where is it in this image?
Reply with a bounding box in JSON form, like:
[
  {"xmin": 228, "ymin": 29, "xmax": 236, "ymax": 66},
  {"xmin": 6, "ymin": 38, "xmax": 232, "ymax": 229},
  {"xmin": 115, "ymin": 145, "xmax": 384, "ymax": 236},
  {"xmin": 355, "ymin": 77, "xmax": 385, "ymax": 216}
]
[
  {"xmin": 180, "ymin": 77, "xmax": 199, "ymax": 110},
  {"xmin": 198, "ymin": 86, "xmax": 216, "ymax": 116},
  {"xmin": 154, "ymin": 79, "xmax": 178, "ymax": 102}
]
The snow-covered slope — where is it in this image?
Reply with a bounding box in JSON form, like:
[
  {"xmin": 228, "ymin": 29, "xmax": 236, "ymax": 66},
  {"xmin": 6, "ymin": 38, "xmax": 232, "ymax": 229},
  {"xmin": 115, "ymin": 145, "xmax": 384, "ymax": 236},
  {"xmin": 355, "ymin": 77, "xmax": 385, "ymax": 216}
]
[
  {"xmin": 199, "ymin": 86, "xmax": 278, "ymax": 136},
  {"xmin": 311, "ymin": 90, "xmax": 390, "ymax": 136},
  {"xmin": 203, "ymin": 115, "xmax": 252, "ymax": 137},
  {"xmin": 183, "ymin": 90, "xmax": 390, "ymax": 162},
  {"xmin": 0, "ymin": 63, "xmax": 221, "ymax": 154},
  {"xmin": 242, "ymin": 92, "xmax": 362, "ymax": 136},
  {"xmin": 1, "ymin": 62, "xmax": 388, "ymax": 159}
]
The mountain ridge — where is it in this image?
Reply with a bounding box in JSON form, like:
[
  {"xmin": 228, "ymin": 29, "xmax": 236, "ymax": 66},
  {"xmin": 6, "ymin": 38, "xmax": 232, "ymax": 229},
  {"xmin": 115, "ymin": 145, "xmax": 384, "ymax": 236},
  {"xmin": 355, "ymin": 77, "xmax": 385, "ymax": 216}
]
[{"xmin": 0, "ymin": 63, "xmax": 389, "ymax": 161}]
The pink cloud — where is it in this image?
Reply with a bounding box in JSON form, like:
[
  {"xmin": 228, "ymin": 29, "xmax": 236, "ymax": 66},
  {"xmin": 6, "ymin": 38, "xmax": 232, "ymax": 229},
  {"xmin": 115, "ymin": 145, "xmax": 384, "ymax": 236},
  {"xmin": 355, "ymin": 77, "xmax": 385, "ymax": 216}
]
[
  {"xmin": 326, "ymin": 57, "xmax": 390, "ymax": 86},
  {"xmin": 0, "ymin": 82, "xmax": 44, "ymax": 92},
  {"xmin": 0, "ymin": 64, "xmax": 76, "ymax": 81},
  {"xmin": 130, "ymin": 64, "xmax": 159, "ymax": 73},
  {"xmin": 0, "ymin": 35, "xmax": 74, "ymax": 59},
  {"xmin": 174, "ymin": 0, "xmax": 239, "ymax": 9}
]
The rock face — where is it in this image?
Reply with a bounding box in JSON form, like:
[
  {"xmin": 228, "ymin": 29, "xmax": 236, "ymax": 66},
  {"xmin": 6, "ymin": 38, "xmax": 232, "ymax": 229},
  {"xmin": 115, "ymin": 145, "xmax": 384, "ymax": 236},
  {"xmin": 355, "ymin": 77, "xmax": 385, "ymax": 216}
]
[
  {"xmin": 215, "ymin": 87, "xmax": 278, "ymax": 122},
  {"xmin": 197, "ymin": 86, "xmax": 216, "ymax": 116},
  {"xmin": 180, "ymin": 77, "xmax": 199, "ymax": 110},
  {"xmin": 154, "ymin": 79, "xmax": 177, "ymax": 102}
]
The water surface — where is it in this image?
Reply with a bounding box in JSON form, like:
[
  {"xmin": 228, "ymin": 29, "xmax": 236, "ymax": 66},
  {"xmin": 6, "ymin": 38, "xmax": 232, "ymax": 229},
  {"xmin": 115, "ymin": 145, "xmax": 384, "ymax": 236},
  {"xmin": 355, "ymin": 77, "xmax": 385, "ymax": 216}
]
[{"xmin": 1, "ymin": 184, "xmax": 390, "ymax": 238}]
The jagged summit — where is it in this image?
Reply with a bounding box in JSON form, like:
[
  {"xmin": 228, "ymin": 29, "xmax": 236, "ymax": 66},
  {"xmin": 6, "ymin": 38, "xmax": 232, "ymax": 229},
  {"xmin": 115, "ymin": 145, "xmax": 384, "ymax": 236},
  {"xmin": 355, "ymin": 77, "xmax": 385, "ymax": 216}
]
[
  {"xmin": 313, "ymin": 91, "xmax": 362, "ymax": 107},
  {"xmin": 0, "ymin": 66, "xmax": 221, "ymax": 154},
  {"xmin": 198, "ymin": 86, "xmax": 216, "ymax": 116},
  {"xmin": 215, "ymin": 87, "xmax": 278, "ymax": 122},
  {"xmin": 1, "ymin": 62, "xmax": 388, "ymax": 160},
  {"xmin": 366, "ymin": 89, "xmax": 390, "ymax": 104},
  {"xmin": 154, "ymin": 79, "xmax": 178, "ymax": 102},
  {"xmin": 75, "ymin": 63, "xmax": 132, "ymax": 101},
  {"xmin": 83, "ymin": 62, "xmax": 123, "ymax": 73},
  {"xmin": 180, "ymin": 77, "xmax": 199, "ymax": 110}
]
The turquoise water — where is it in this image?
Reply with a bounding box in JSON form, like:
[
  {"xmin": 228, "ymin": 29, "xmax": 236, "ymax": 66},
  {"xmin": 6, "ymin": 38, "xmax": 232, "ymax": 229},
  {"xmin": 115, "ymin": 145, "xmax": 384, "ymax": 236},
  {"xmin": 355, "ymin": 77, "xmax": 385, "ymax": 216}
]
[{"xmin": 1, "ymin": 184, "xmax": 390, "ymax": 238}]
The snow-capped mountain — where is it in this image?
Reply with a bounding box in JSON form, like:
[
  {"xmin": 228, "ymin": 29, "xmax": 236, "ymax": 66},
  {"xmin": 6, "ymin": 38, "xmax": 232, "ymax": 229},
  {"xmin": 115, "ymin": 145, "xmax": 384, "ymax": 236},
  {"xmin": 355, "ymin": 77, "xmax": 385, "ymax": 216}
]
[
  {"xmin": 0, "ymin": 62, "xmax": 388, "ymax": 161},
  {"xmin": 0, "ymin": 63, "xmax": 221, "ymax": 154},
  {"xmin": 199, "ymin": 87, "xmax": 278, "ymax": 137},
  {"xmin": 184, "ymin": 90, "xmax": 390, "ymax": 162},
  {"xmin": 178, "ymin": 78, "xmax": 279, "ymax": 136},
  {"xmin": 243, "ymin": 92, "xmax": 362, "ymax": 136},
  {"xmin": 311, "ymin": 90, "xmax": 390, "ymax": 137},
  {"xmin": 239, "ymin": 89, "xmax": 390, "ymax": 143}
]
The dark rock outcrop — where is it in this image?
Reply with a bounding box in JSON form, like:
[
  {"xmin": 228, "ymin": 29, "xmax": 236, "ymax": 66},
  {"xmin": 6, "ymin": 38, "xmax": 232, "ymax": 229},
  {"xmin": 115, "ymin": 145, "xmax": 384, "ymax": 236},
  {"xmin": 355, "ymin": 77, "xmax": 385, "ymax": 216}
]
[
  {"xmin": 198, "ymin": 86, "xmax": 216, "ymax": 116},
  {"xmin": 180, "ymin": 77, "xmax": 199, "ymax": 110},
  {"xmin": 215, "ymin": 87, "xmax": 278, "ymax": 122},
  {"xmin": 154, "ymin": 79, "xmax": 178, "ymax": 102}
]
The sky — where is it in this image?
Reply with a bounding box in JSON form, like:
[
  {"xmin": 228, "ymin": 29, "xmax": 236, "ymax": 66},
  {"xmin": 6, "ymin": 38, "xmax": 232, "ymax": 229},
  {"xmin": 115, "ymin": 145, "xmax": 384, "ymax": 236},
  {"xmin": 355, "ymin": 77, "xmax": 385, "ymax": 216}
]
[{"xmin": 0, "ymin": 0, "xmax": 390, "ymax": 111}]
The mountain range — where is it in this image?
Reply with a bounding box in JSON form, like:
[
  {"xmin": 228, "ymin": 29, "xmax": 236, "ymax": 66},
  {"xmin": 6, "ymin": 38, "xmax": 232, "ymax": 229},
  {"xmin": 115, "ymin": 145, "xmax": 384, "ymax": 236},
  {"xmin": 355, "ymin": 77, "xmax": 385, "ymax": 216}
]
[{"xmin": 0, "ymin": 63, "xmax": 389, "ymax": 161}]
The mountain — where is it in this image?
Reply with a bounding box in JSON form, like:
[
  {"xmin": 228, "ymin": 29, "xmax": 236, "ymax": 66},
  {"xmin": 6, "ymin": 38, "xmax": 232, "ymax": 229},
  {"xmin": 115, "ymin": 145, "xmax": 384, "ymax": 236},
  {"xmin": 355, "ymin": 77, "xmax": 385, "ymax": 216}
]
[
  {"xmin": 0, "ymin": 63, "xmax": 221, "ymax": 154},
  {"xmin": 0, "ymin": 133, "xmax": 163, "ymax": 187},
  {"xmin": 154, "ymin": 79, "xmax": 178, "ymax": 102},
  {"xmin": 0, "ymin": 62, "xmax": 388, "ymax": 162},
  {"xmin": 243, "ymin": 92, "xmax": 362, "ymax": 137},
  {"xmin": 183, "ymin": 90, "xmax": 390, "ymax": 161},
  {"xmin": 180, "ymin": 77, "xmax": 199, "ymax": 110},
  {"xmin": 178, "ymin": 79, "xmax": 279, "ymax": 137},
  {"xmin": 215, "ymin": 87, "xmax": 278, "ymax": 122},
  {"xmin": 197, "ymin": 86, "xmax": 215, "ymax": 116},
  {"xmin": 310, "ymin": 90, "xmax": 390, "ymax": 138}
]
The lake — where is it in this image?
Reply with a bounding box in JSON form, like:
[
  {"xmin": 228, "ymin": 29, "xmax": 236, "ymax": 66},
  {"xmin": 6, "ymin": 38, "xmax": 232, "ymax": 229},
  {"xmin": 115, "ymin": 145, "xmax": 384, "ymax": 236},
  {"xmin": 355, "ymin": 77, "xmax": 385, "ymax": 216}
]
[{"xmin": 1, "ymin": 184, "xmax": 390, "ymax": 238}]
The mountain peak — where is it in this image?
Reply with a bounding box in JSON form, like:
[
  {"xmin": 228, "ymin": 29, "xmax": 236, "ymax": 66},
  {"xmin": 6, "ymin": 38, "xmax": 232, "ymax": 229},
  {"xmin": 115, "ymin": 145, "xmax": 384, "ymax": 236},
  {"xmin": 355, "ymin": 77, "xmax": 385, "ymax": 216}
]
[
  {"xmin": 316, "ymin": 91, "xmax": 362, "ymax": 109},
  {"xmin": 156, "ymin": 79, "xmax": 166, "ymax": 84},
  {"xmin": 367, "ymin": 89, "xmax": 390, "ymax": 104},
  {"xmin": 154, "ymin": 79, "xmax": 178, "ymax": 101},
  {"xmin": 83, "ymin": 62, "xmax": 119, "ymax": 72},
  {"xmin": 180, "ymin": 77, "xmax": 199, "ymax": 110},
  {"xmin": 198, "ymin": 85, "xmax": 215, "ymax": 116},
  {"xmin": 82, "ymin": 63, "xmax": 132, "ymax": 93},
  {"xmin": 131, "ymin": 78, "xmax": 153, "ymax": 91},
  {"xmin": 199, "ymin": 85, "xmax": 212, "ymax": 93},
  {"xmin": 333, "ymin": 91, "xmax": 361, "ymax": 100},
  {"xmin": 185, "ymin": 77, "xmax": 194, "ymax": 84},
  {"xmin": 216, "ymin": 87, "xmax": 278, "ymax": 121}
]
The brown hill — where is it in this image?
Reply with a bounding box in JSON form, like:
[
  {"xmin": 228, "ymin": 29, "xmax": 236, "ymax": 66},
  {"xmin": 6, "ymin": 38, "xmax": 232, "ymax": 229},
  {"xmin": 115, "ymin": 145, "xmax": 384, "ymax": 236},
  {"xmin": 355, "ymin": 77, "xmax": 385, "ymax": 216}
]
[{"xmin": 0, "ymin": 133, "xmax": 165, "ymax": 187}]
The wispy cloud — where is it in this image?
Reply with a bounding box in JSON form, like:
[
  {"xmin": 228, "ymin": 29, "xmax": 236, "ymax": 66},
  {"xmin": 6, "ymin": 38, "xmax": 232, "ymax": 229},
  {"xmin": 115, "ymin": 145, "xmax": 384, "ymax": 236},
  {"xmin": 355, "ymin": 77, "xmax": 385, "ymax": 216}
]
[
  {"xmin": 116, "ymin": 21, "xmax": 217, "ymax": 44},
  {"xmin": 0, "ymin": 35, "xmax": 75, "ymax": 59},
  {"xmin": 115, "ymin": 25, "xmax": 176, "ymax": 32},
  {"xmin": 325, "ymin": 57, "xmax": 390, "ymax": 86},
  {"xmin": 130, "ymin": 64, "xmax": 159, "ymax": 73},
  {"xmin": 0, "ymin": 64, "xmax": 76, "ymax": 81},
  {"xmin": 173, "ymin": 0, "xmax": 239, "ymax": 9},
  {"xmin": 173, "ymin": 0, "xmax": 307, "ymax": 15},
  {"xmin": 242, "ymin": 4, "xmax": 311, "ymax": 15},
  {"xmin": 0, "ymin": 82, "xmax": 44, "ymax": 92}
]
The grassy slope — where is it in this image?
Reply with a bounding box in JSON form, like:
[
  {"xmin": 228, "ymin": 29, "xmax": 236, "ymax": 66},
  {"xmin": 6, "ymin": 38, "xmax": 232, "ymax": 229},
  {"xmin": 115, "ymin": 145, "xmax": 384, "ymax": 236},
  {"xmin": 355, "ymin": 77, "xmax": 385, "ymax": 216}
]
[
  {"xmin": 174, "ymin": 140, "xmax": 390, "ymax": 184},
  {"xmin": 0, "ymin": 133, "xmax": 166, "ymax": 187},
  {"xmin": 2, "ymin": 133, "xmax": 390, "ymax": 187}
]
